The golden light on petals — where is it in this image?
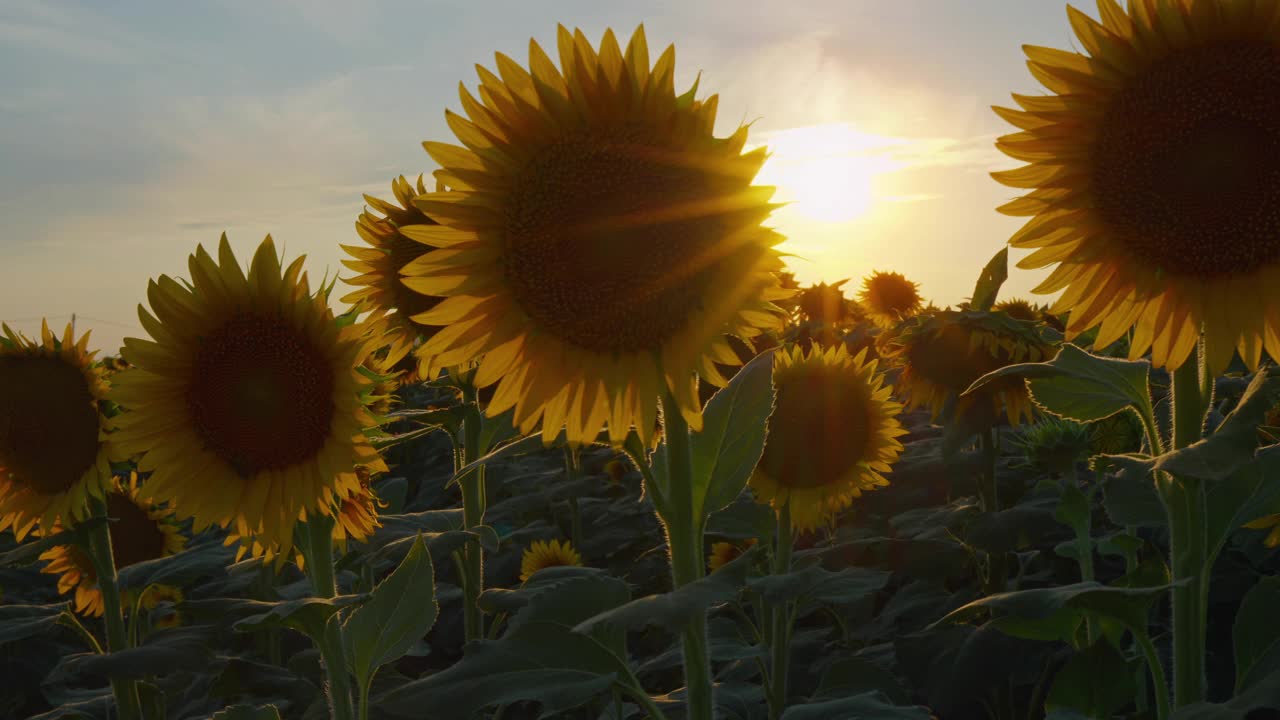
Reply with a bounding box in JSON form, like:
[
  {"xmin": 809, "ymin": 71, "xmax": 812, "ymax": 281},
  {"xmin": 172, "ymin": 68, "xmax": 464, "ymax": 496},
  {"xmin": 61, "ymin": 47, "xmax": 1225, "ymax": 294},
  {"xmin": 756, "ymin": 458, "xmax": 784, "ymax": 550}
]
[
  {"xmin": 707, "ymin": 538, "xmax": 756, "ymax": 572},
  {"xmin": 994, "ymin": 0, "xmax": 1280, "ymax": 375},
  {"xmin": 748, "ymin": 344, "xmax": 906, "ymax": 532},
  {"xmin": 0, "ymin": 321, "xmax": 114, "ymax": 540},
  {"xmin": 520, "ymin": 538, "xmax": 583, "ymax": 581},
  {"xmin": 403, "ymin": 25, "xmax": 789, "ymax": 447},
  {"xmin": 109, "ymin": 234, "xmax": 387, "ymax": 563},
  {"xmin": 858, "ymin": 271, "xmax": 923, "ymax": 329}
]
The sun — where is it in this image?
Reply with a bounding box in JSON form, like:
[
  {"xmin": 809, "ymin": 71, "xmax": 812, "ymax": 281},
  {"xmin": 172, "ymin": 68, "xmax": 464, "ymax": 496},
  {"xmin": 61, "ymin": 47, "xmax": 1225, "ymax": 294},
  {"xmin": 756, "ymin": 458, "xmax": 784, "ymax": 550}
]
[{"xmin": 751, "ymin": 123, "xmax": 903, "ymax": 223}]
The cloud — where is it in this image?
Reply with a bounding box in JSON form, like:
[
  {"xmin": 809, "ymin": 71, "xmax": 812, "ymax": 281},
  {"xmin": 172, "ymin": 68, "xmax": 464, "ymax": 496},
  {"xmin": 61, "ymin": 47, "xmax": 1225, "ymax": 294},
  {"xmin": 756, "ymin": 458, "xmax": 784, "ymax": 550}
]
[{"xmin": 0, "ymin": 2, "xmax": 144, "ymax": 63}]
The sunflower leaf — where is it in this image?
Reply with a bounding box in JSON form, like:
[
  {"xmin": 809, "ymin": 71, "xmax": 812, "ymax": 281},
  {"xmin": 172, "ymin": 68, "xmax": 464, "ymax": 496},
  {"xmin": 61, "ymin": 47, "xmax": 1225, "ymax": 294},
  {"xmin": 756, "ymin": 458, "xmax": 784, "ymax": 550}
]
[
  {"xmin": 965, "ymin": 343, "xmax": 1154, "ymax": 424},
  {"xmin": 1045, "ymin": 640, "xmax": 1136, "ymax": 719},
  {"xmin": 689, "ymin": 347, "xmax": 776, "ymax": 519},
  {"xmin": 0, "ymin": 603, "xmax": 66, "ymax": 646},
  {"xmin": 1233, "ymin": 576, "xmax": 1280, "ymax": 694},
  {"xmin": 210, "ymin": 705, "xmax": 283, "ymax": 720},
  {"xmin": 0, "ymin": 522, "xmax": 101, "ymax": 567},
  {"xmin": 970, "ymin": 246, "xmax": 1009, "ymax": 312},
  {"xmin": 342, "ymin": 536, "xmax": 437, "ymax": 693},
  {"xmin": 231, "ymin": 595, "xmax": 365, "ymax": 640},
  {"xmin": 1154, "ymin": 366, "xmax": 1280, "ymax": 481},
  {"xmin": 936, "ymin": 580, "xmax": 1177, "ymax": 638},
  {"xmin": 780, "ymin": 691, "xmax": 933, "ymax": 720},
  {"xmin": 47, "ymin": 626, "xmax": 215, "ymax": 683}
]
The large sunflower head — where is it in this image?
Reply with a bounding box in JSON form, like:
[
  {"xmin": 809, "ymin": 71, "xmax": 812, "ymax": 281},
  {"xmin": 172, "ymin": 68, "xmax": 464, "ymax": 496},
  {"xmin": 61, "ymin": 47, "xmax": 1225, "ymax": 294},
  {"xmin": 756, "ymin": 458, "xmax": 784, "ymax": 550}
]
[
  {"xmin": 995, "ymin": 0, "xmax": 1280, "ymax": 375},
  {"xmin": 749, "ymin": 344, "xmax": 907, "ymax": 532},
  {"xmin": 881, "ymin": 310, "xmax": 1054, "ymax": 426},
  {"xmin": 519, "ymin": 538, "xmax": 583, "ymax": 582},
  {"xmin": 858, "ymin": 271, "xmax": 923, "ymax": 329},
  {"xmin": 109, "ymin": 235, "xmax": 388, "ymax": 563},
  {"xmin": 403, "ymin": 25, "xmax": 790, "ymax": 447},
  {"xmin": 1, "ymin": 321, "xmax": 115, "ymax": 540},
  {"xmin": 341, "ymin": 175, "xmax": 449, "ymax": 380},
  {"xmin": 39, "ymin": 473, "xmax": 184, "ymax": 617},
  {"xmin": 797, "ymin": 279, "xmax": 854, "ymax": 327}
]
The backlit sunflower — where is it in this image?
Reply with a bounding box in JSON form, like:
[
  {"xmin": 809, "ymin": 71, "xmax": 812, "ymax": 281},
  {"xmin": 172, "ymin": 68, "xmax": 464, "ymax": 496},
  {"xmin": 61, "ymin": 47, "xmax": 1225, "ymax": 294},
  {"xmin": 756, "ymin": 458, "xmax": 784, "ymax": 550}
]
[
  {"xmin": 403, "ymin": 25, "xmax": 789, "ymax": 447},
  {"xmin": 707, "ymin": 538, "xmax": 756, "ymax": 572},
  {"xmin": 341, "ymin": 175, "xmax": 448, "ymax": 379},
  {"xmin": 749, "ymin": 345, "xmax": 906, "ymax": 531},
  {"xmin": 109, "ymin": 235, "xmax": 387, "ymax": 562},
  {"xmin": 519, "ymin": 538, "xmax": 582, "ymax": 581},
  {"xmin": 797, "ymin": 279, "xmax": 854, "ymax": 327},
  {"xmin": 294, "ymin": 467, "xmax": 384, "ymax": 569},
  {"xmin": 1, "ymin": 321, "xmax": 115, "ymax": 540},
  {"xmin": 993, "ymin": 298, "xmax": 1040, "ymax": 323},
  {"xmin": 39, "ymin": 474, "xmax": 184, "ymax": 616},
  {"xmin": 858, "ymin": 271, "xmax": 923, "ymax": 329},
  {"xmin": 994, "ymin": 0, "xmax": 1280, "ymax": 375},
  {"xmin": 881, "ymin": 310, "xmax": 1054, "ymax": 426}
]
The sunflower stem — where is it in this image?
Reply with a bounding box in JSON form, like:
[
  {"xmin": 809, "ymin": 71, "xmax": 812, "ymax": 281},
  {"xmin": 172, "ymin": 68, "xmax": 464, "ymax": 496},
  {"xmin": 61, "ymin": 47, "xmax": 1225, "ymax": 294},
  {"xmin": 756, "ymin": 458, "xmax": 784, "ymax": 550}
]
[
  {"xmin": 1166, "ymin": 350, "xmax": 1209, "ymax": 708},
  {"xmin": 83, "ymin": 496, "xmax": 142, "ymax": 720},
  {"xmin": 459, "ymin": 389, "xmax": 488, "ymax": 643},
  {"xmin": 303, "ymin": 513, "xmax": 355, "ymax": 720},
  {"xmin": 659, "ymin": 391, "xmax": 714, "ymax": 720},
  {"xmin": 766, "ymin": 502, "xmax": 794, "ymax": 720},
  {"xmin": 978, "ymin": 428, "xmax": 1007, "ymax": 594},
  {"xmin": 564, "ymin": 445, "xmax": 584, "ymax": 551}
]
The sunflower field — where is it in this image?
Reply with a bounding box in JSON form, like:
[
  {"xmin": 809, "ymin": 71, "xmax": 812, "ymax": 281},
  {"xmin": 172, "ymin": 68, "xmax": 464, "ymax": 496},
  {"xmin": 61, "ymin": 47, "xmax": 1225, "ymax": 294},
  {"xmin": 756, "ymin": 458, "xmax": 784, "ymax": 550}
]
[{"xmin": 5, "ymin": 4, "xmax": 1280, "ymax": 719}]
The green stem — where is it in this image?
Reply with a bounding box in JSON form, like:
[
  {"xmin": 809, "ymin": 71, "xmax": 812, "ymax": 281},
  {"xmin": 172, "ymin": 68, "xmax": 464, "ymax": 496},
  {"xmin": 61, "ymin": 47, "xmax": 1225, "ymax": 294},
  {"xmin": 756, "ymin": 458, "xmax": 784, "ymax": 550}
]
[
  {"xmin": 84, "ymin": 497, "xmax": 142, "ymax": 720},
  {"xmin": 56, "ymin": 611, "xmax": 103, "ymax": 654},
  {"xmin": 767, "ymin": 503, "xmax": 794, "ymax": 720},
  {"xmin": 979, "ymin": 428, "xmax": 1007, "ymax": 595},
  {"xmin": 564, "ymin": 446, "xmax": 584, "ymax": 551},
  {"xmin": 459, "ymin": 391, "xmax": 488, "ymax": 643},
  {"xmin": 1136, "ymin": 631, "xmax": 1172, "ymax": 720},
  {"xmin": 304, "ymin": 515, "xmax": 355, "ymax": 720},
  {"xmin": 659, "ymin": 391, "xmax": 714, "ymax": 720},
  {"xmin": 1166, "ymin": 353, "xmax": 1209, "ymax": 708}
]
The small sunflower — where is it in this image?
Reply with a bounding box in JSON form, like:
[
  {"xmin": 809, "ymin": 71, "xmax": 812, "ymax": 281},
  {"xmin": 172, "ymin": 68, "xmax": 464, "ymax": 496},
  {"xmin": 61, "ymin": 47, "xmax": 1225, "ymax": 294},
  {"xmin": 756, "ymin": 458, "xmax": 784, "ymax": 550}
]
[
  {"xmin": 332, "ymin": 468, "xmax": 384, "ymax": 546},
  {"xmin": 858, "ymin": 271, "xmax": 923, "ymax": 329},
  {"xmin": 1244, "ymin": 514, "xmax": 1280, "ymax": 548},
  {"xmin": 39, "ymin": 474, "xmax": 184, "ymax": 617},
  {"xmin": 707, "ymin": 538, "xmax": 757, "ymax": 572},
  {"xmin": 797, "ymin": 279, "xmax": 854, "ymax": 327},
  {"xmin": 1090, "ymin": 410, "xmax": 1145, "ymax": 454},
  {"xmin": 519, "ymin": 538, "xmax": 583, "ymax": 581},
  {"xmin": 110, "ymin": 235, "xmax": 387, "ymax": 562},
  {"xmin": 994, "ymin": 0, "xmax": 1280, "ymax": 375},
  {"xmin": 1011, "ymin": 417, "xmax": 1092, "ymax": 476},
  {"xmin": 882, "ymin": 310, "xmax": 1054, "ymax": 426},
  {"xmin": 341, "ymin": 175, "xmax": 448, "ymax": 378},
  {"xmin": 750, "ymin": 345, "xmax": 906, "ymax": 532},
  {"xmin": 993, "ymin": 298, "xmax": 1040, "ymax": 323},
  {"xmin": 1, "ymin": 321, "xmax": 115, "ymax": 540},
  {"xmin": 403, "ymin": 25, "xmax": 789, "ymax": 447}
]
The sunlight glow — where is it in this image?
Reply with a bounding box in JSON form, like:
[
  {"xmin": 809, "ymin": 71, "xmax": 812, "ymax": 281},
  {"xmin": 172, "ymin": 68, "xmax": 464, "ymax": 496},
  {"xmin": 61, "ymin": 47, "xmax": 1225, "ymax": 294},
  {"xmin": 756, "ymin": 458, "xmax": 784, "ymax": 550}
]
[{"xmin": 752, "ymin": 123, "xmax": 905, "ymax": 223}]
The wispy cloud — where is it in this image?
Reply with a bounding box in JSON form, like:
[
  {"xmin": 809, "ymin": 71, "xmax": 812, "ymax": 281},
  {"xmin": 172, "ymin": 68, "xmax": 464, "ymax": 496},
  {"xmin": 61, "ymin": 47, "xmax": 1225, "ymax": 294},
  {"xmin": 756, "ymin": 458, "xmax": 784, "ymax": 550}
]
[{"xmin": 0, "ymin": 2, "xmax": 144, "ymax": 63}]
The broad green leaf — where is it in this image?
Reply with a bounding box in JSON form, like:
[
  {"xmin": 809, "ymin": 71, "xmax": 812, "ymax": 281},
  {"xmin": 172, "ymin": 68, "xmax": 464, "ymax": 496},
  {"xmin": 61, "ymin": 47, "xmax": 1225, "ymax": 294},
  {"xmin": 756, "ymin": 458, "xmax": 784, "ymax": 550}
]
[
  {"xmin": 1096, "ymin": 456, "xmax": 1165, "ymax": 528},
  {"xmin": 814, "ymin": 658, "xmax": 911, "ymax": 704},
  {"xmin": 970, "ymin": 246, "xmax": 1008, "ymax": 312},
  {"xmin": 896, "ymin": 624, "xmax": 1047, "ymax": 713},
  {"xmin": 690, "ymin": 348, "xmax": 776, "ymax": 518},
  {"xmin": 574, "ymin": 545, "xmax": 760, "ymax": 635},
  {"xmin": 211, "ymin": 705, "xmax": 282, "ymax": 720},
  {"xmin": 0, "ymin": 603, "xmax": 66, "ymax": 646},
  {"xmin": 780, "ymin": 691, "xmax": 933, "ymax": 720},
  {"xmin": 0, "ymin": 523, "xmax": 99, "ymax": 567},
  {"xmin": 477, "ymin": 407, "xmax": 518, "ymax": 452},
  {"xmin": 342, "ymin": 536, "xmax": 438, "ymax": 691},
  {"xmin": 1233, "ymin": 576, "xmax": 1280, "ymax": 693},
  {"xmin": 47, "ymin": 627, "xmax": 214, "ymax": 683},
  {"xmin": 505, "ymin": 572, "xmax": 631, "ymax": 636},
  {"xmin": 1155, "ymin": 367, "xmax": 1280, "ymax": 481},
  {"xmin": 965, "ymin": 344, "xmax": 1154, "ymax": 424},
  {"xmin": 1053, "ymin": 483, "xmax": 1091, "ymax": 538},
  {"xmin": 117, "ymin": 536, "xmax": 236, "ymax": 591},
  {"xmin": 748, "ymin": 564, "xmax": 889, "ymax": 607},
  {"xmin": 1171, "ymin": 661, "xmax": 1280, "ymax": 719},
  {"xmin": 1204, "ymin": 445, "xmax": 1280, "ymax": 563},
  {"xmin": 232, "ymin": 595, "xmax": 364, "ymax": 640},
  {"xmin": 479, "ymin": 566, "xmax": 611, "ymax": 615},
  {"xmin": 1046, "ymin": 641, "xmax": 1136, "ymax": 719},
  {"xmin": 375, "ymin": 622, "xmax": 626, "ymax": 719},
  {"xmin": 938, "ymin": 580, "xmax": 1175, "ymax": 636}
]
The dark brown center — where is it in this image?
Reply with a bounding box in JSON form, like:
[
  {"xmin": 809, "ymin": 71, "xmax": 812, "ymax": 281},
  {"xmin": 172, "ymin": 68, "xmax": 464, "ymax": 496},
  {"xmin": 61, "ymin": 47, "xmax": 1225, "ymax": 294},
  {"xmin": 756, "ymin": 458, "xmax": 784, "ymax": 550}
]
[
  {"xmin": 866, "ymin": 276, "xmax": 919, "ymax": 317},
  {"xmin": 387, "ymin": 229, "xmax": 444, "ymax": 332},
  {"xmin": 106, "ymin": 492, "xmax": 167, "ymax": 569},
  {"xmin": 1092, "ymin": 40, "xmax": 1280, "ymax": 276},
  {"xmin": 0, "ymin": 355, "xmax": 99, "ymax": 495},
  {"xmin": 757, "ymin": 364, "xmax": 873, "ymax": 489},
  {"xmin": 186, "ymin": 313, "xmax": 335, "ymax": 478},
  {"xmin": 503, "ymin": 127, "xmax": 750, "ymax": 354}
]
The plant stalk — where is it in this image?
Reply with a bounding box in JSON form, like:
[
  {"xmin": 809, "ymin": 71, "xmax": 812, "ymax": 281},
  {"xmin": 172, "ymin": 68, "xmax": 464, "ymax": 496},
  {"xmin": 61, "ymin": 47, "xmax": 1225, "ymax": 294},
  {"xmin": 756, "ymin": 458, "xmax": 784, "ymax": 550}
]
[
  {"xmin": 564, "ymin": 445, "xmax": 584, "ymax": 551},
  {"xmin": 979, "ymin": 427, "xmax": 1007, "ymax": 594},
  {"xmin": 304, "ymin": 514, "xmax": 355, "ymax": 720},
  {"xmin": 83, "ymin": 498, "xmax": 142, "ymax": 720},
  {"xmin": 767, "ymin": 502, "xmax": 794, "ymax": 720},
  {"xmin": 458, "ymin": 387, "xmax": 488, "ymax": 643}
]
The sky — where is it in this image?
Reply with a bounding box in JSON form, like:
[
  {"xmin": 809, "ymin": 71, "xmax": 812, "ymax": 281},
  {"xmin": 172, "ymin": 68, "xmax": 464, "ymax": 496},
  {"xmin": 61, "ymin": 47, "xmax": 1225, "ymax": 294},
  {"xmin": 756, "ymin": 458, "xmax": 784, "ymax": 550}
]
[{"xmin": 0, "ymin": 0, "xmax": 1083, "ymax": 354}]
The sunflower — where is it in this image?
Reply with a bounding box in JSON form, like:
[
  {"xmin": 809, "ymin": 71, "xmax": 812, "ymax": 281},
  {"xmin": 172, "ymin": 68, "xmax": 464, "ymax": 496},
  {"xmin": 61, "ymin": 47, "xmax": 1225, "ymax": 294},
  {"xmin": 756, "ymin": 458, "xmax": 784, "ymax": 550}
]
[
  {"xmin": 1, "ymin": 321, "xmax": 115, "ymax": 541},
  {"xmin": 109, "ymin": 235, "xmax": 387, "ymax": 562},
  {"xmin": 519, "ymin": 538, "xmax": 583, "ymax": 581},
  {"xmin": 858, "ymin": 271, "xmax": 923, "ymax": 329},
  {"xmin": 707, "ymin": 538, "xmax": 757, "ymax": 572},
  {"xmin": 1244, "ymin": 514, "xmax": 1280, "ymax": 548},
  {"xmin": 332, "ymin": 467, "xmax": 384, "ymax": 545},
  {"xmin": 341, "ymin": 175, "xmax": 448, "ymax": 378},
  {"xmin": 749, "ymin": 345, "xmax": 906, "ymax": 532},
  {"xmin": 402, "ymin": 24, "xmax": 789, "ymax": 447},
  {"xmin": 993, "ymin": 298, "xmax": 1040, "ymax": 323},
  {"xmin": 1090, "ymin": 410, "xmax": 1145, "ymax": 454},
  {"xmin": 797, "ymin": 279, "xmax": 854, "ymax": 327},
  {"xmin": 39, "ymin": 474, "xmax": 184, "ymax": 616},
  {"xmin": 994, "ymin": 0, "xmax": 1280, "ymax": 376},
  {"xmin": 882, "ymin": 310, "xmax": 1054, "ymax": 426}
]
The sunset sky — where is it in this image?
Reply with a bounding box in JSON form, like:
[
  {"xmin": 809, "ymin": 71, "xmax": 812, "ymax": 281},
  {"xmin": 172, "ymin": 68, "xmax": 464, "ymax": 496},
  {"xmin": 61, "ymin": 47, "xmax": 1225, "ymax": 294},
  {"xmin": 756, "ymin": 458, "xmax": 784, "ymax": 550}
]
[{"xmin": 1, "ymin": 1, "xmax": 1082, "ymax": 353}]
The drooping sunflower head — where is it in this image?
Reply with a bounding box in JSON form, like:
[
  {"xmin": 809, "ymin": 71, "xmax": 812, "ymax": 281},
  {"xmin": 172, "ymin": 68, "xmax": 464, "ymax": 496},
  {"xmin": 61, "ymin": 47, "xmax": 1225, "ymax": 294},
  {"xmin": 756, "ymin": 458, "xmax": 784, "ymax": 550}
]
[
  {"xmin": 38, "ymin": 473, "xmax": 184, "ymax": 617},
  {"xmin": 993, "ymin": 298, "xmax": 1040, "ymax": 323},
  {"xmin": 110, "ymin": 235, "xmax": 388, "ymax": 563},
  {"xmin": 749, "ymin": 344, "xmax": 907, "ymax": 532},
  {"xmin": 403, "ymin": 24, "xmax": 789, "ymax": 447},
  {"xmin": 1, "ymin": 321, "xmax": 114, "ymax": 540},
  {"xmin": 341, "ymin": 175, "xmax": 448, "ymax": 379},
  {"xmin": 359, "ymin": 350, "xmax": 403, "ymax": 419},
  {"xmin": 858, "ymin": 271, "xmax": 923, "ymax": 329},
  {"xmin": 332, "ymin": 466, "xmax": 385, "ymax": 546},
  {"xmin": 707, "ymin": 538, "xmax": 757, "ymax": 572},
  {"xmin": 797, "ymin": 279, "xmax": 854, "ymax": 327},
  {"xmin": 881, "ymin": 310, "xmax": 1054, "ymax": 426},
  {"xmin": 995, "ymin": 0, "xmax": 1280, "ymax": 375},
  {"xmin": 519, "ymin": 538, "xmax": 583, "ymax": 582}
]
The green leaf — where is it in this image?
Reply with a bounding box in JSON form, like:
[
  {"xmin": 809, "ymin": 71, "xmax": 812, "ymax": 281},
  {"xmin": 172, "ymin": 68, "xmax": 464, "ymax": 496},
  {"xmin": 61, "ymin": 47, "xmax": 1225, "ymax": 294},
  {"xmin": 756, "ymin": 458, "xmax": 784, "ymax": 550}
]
[
  {"xmin": 938, "ymin": 580, "xmax": 1176, "ymax": 638},
  {"xmin": 210, "ymin": 705, "xmax": 282, "ymax": 720},
  {"xmin": 747, "ymin": 564, "xmax": 889, "ymax": 607},
  {"xmin": 780, "ymin": 691, "xmax": 933, "ymax": 720},
  {"xmin": 574, "ymin": 544, "xmax": 761, "ymax": 635},
  {"xmin": 375, "ymin": 622, "xmax": 625, "ymax": 719},
  {"xmin": 479, "ymin": 566, "xmax": 611, "ymax": 615},
  {"xmin": 117, "ymin": 536, "xmax": 236, "ymax": 591},
  {"xmin": 1097, "ymin": 456, "xmax": 1166, "ymax": 528},
  {"xmin": 231, "ymin": 595, "xmax": 365, "ymax": 640},
  {"xmin": 814, "ymin": 657, "xmax": 911, "ymax": 704},
  {"xmin": 1156, "ymin": 367, "xmax": 1280, "ymax": 481},
  {"xmin": 0, "ymin": 524, "xmax": 98, "ymax": 567},
  {"xmin": 505, "ymin": 572, "xmax": 631, "ymax": 637},
  {"xmin": 689, "ymin": 348, "xmax": 776, "ymax": 518},
  {"xmin": 0, "ymin": 603, "xmax": 66, "ymax": 646},
  {"xmin": 970, "ymin": 246, "xmax": 1008, "ymax": 312},
  {"xmin": 1233, "ymin": 575, "xmax": 1280, "ymax": 693},
  {"xmin": 48, "ymin": 627, "xmax": 214, "ymax": 683},
  {"xmin": 477, "ymin": 407, "xmax": 519, "ymax": 453},
  {"xmin": 1053, "ymin": 483, "xmax": 1091, "ymax": 538},
  {"xmin": 342, "ymin": 536, "xmax": 438, "ymax": 691},
  {"xmin": 1170, "ymin": 661, "xmax": 1280, "ymax": 719},
  {"xmin": 1046, "ymin": 641, "xmax": 1136, "ymax": 719},
  {"xmin": 965, "ymin": 344, "xmax": 1154, "ymax": 424},
  {"xmin": 1204, "ymin": 445, "xmax": 1280, "ymax": 563}
]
